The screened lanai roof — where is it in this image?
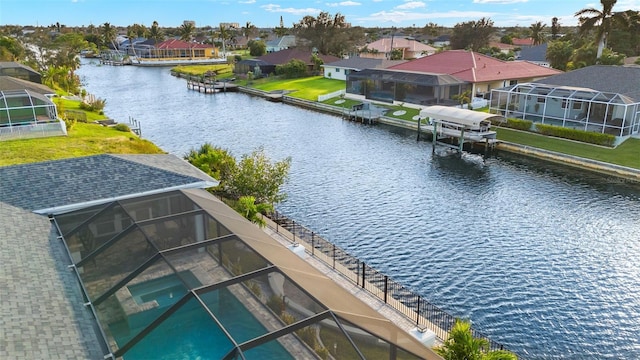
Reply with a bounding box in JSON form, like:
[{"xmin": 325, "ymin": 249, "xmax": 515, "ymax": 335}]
[
  {"xmin": 348, "ymin": 68, "xmax": 466, "ymax": 86},
  {"xmin": 53, "ymin": 189, "xmax": 438, "ymax": 360},
  {"xmin": 499, "ymin": 82, "xmax": 636, "ymax": 105}
]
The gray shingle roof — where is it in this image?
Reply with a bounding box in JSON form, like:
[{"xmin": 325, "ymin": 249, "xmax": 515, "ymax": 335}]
[
  {"xmin": 518, "ymin": 43, "xmax": 548, "ymax": 63},
  {"xmin": 324, "ymin": 57, "xmax": 407, "ymax": 69},
  {"xmin": 537, "ymin": 65, "xmax": 640, "ymax": 101},
  {"xmin": 0, "ymin": 154, "xmax": 216, "ymax": 212}
]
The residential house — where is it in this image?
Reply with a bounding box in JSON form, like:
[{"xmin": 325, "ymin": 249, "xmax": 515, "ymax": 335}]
[
  {"xmin": 431, "ymin": 34, "xmax": 451, "ymax": 48},
  {"xmin": 0, "ymin": 70, "xmax": 66, "ymax": 141},
  {"xmin": 234, "ymin": 48, "xmax": 339, "ymax": 77},
  {"xmin": 512, "ymin": 38, "xmax": 535, "ymax": 48},
  {"xmin": 360, "ymin": 37, "xmax": 436, "ymax": 60},
  {"xmin": 266, "ymin": 35, "xmax": 297, "ymax": 53},
  {"xmin": 0, "ymin": 61, "xmax": 42, "ymax": 83},
  {"xmin": 388, "ymin": 50, "xmax": 561, "ymax": 99},
  {"xmin": 518, "ymin": 44, "xmax": 550, "ymax": 67},
  {"xmin": 132, "ymin": 39, "xmax": 218, "ymax": 63},
  {"xmin": 490, "ymin": 65, "xmax": 640, "ymax": 143},
  {"xmin": 0, "ymin": 154, "xmax": 441, "ymax": 360},
  {"xmin": 323, "ymin": 57, "xmax": 407, "ymax": 80},
  {"xmin": 346, "ymin": 68, "xmax": 469, "ymax": 105}
]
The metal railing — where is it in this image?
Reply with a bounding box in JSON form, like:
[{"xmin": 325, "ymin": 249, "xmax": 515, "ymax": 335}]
[{"xmin": 266, "ymin": 210, "xmax": 510, "ymax": 353}]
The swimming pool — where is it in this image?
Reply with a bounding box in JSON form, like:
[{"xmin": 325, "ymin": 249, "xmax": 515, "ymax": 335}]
[
  {"xmin": 111, "ymin": 285, "xmax": 294, "ymax": 359},
  {"xmin": 127, "ymin": 271, "xmax": 200, "ymax": 308}
]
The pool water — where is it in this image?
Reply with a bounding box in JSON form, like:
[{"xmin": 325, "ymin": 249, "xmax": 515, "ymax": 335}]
[
  {"xmin": 127, "ymin": 271, "xmax": 201, "ymax": 307},
  {"xmin": 111, "ymin": 286, "xmax": 294, "ymax": 359}
]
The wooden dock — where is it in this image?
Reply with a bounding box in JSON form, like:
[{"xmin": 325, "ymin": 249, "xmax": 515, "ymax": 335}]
[{"xmin": 186, "ymin": 80, "xmax": 238, "ymax": 94}]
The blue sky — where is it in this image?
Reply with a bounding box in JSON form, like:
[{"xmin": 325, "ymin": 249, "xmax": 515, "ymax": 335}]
[{"xmin": 2, "ymin": 0, "xmax": 640, "ymax": 29}]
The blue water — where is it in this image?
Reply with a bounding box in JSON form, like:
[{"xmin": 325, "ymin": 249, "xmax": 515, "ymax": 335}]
[
  {"xmin": 128, "ymin": 271, "xmax": 200, "ymax": 307},
  {"xmin": 112, "ymin": 289, "xmax": 293, "ymax": 360},
  {"xmin": 78, "ymin": 61, "xmax": 640, "ymax": 359}
]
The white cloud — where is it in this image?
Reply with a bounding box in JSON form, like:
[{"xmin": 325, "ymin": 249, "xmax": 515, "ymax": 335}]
[
  {"xmin": 473, "ymin": 0, "xmax": 527, "ymax": 4},
  {"xmin": 396, "ymin": 1, "xmax": 426, "ymax": 10},
  {"xmin": 326, "ymin": 1, "xmax": 362, "ymax": 7},
  {"xmin": 261, "ymin": 4, "xmax": 322, "ymax": 15},
  {"xmin": 238, "ymin": 0, "xmax": 256, "ymax": 4}
]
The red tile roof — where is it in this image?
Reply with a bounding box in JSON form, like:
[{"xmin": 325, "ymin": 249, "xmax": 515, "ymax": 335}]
[
  {"xmin": 388, "ymin": 50, "xmax": 561, "ymax": 83},
  {"xmin": 156, "ymin": 39, "xmax": 213, "ymax": 49},
  {"xmin": 512, "ymin": 38, "xmax": 535, "ymax": 46}
]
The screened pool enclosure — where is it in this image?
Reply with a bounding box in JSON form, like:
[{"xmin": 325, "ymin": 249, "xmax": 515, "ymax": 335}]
[
  {"xmin": 0, "ymin": 89, "xmax": 66, "ymax": 140},
  {"xmin": 490, "ymin": 83, "xmax": 640, "ymax": 142},
  {"xmin": 52, "ymin": 190, "xmax": 429, "ymax": 360}
]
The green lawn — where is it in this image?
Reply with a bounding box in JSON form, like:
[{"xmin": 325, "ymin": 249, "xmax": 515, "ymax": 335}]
[
  {"xmin": 250, "ymin": 76, "xmax": 346, "ymax": 101},
  {"xmin": 0, "ymin": 122, "xmax": 164, "ymax": 166},
  {"xmin": 496, "ymin": 127, "xmax": 640, "ymax": 169}
]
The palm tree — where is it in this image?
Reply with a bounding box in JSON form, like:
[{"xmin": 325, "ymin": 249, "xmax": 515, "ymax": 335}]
[
  {"xmin": 242, "ymin": 21, "xmax": 256, "ymax": 41},
  {"xmin": 529, "ymin": 21, "xmax": 547, "ymax": 45},
  {"xmin": 575, "ymin": 0, "xmax": 623, "ymax": 59},
  {"xmin": 101, "ymin": 22, "xmax": 117, "ymax": 50},
  {"xmin": 179, "ymin": 22, "xmax": 195, "ymax": 59},
  {"xmin": 126, "ymin": 26, "xmax": 137, "ymax": 58},
  {"xmin": 148, "ymin": 21, "xmax": 163, "ymax": 58},
  {"xmin": 217, "ymin": 24, "xmax": 230, "ymax": 56},
  {"xmin": 436, "ymin": 319, "xmax": 517, "ymax": 360}
]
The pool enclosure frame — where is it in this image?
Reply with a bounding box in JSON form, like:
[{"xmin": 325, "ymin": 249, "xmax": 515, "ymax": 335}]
[
  {"xmin": 489, "ymin": 83, "xmax": 640, "ymax": 143},
  {"xmin": 51, "ymin": 189, "xmax": 434, "ymax": 360},
  {"xmin": 0, "ymin": 89, "xmax": 66, "ymax": 140}
]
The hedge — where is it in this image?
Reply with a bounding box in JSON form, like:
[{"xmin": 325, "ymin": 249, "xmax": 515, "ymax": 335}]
[
  {"xmin": 534, "ymin": 123, "xmax": 615, "ymax": 147},
  {"xmin": 491, "ymin": 117, "xmax": 533, "ymax": 131}
]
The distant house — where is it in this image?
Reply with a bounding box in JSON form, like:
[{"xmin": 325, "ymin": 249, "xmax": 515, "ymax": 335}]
[
  {"xmin": 490, "ymin": 65, "xmax": 640, "ymax": 144},
  {"xmin": 512, "ymin": 38, "xmax": 535, "ymax": 48},
  {"xmin": 360, "ymin": 37, "xmax": 436, "ymax": 60},
  {"xmin": 133, "ymin": 39, "xmax": 218, "ymax": 61},
  {"xmin": 518, "ymin": 44, "xmax": 550, "ymax": 67},
  {"xmin": 431, "ymin": 34, "xmax": 451, "ymax": 48},
  {"xmin": 488, "ymin": 41, "xmax": 517, "ymax": 55},
  {"xmin": 234, "ymin": 48, "xmax": 339, "ymax": 76},
  {"xmin": 0, "ymin": 62, "xmax": 42, "ymax": 83},
  {"xmin": 266, "ymin": 35, "xmax": 297, "ymax": 53},
  {"xmin": 323, "ymin": 57, "xmax": 407, "ymax": 80},
  {"xmin": 388, "ymin": 50, "xmax": 561, "ymax": 99}
]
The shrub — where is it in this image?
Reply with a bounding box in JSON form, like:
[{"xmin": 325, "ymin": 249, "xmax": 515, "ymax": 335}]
[
  {"xmin": 79, "ymin": 97, "xmax": 106, "ymax": 113},
  {"xmin": 275, "ymin": 59, "xmax": 308, "ymax": 78},
  {"xmin": 506, "ymin": 118, "xmax": 533, "ymax": 131},
  {"xmin": 490, "ymin": 117, "xmax": 532, "ymax": 131},
  {"xmin": 113, "ymin": 123, "xmax": 131, "ymax": 132},
  {"xmin": 535, "ymin": 123, "xmax": 615, "ymax": 146}
]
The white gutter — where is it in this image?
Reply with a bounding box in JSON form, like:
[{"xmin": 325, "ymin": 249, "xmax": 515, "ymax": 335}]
[{"xmin": 34, "ymin": 181, "xmax": 217, "ymax": 216}]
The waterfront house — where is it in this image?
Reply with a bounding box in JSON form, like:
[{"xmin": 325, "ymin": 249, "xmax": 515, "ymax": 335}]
[
  {"xmin": 388, "ymin": 50, "xmax": 562, "ymax": 99},
  {"xmin": 0, "ymin": 61, "xmax": 42, "ymax": 83},
  {"xmin": 131, "ymin": 39, "xmax": 219, "ymax": 65},
  {"xmin": 234, "ymin": 48, "xmax": 340, "ymax": 77},
  {"xmin": 0, "ymin": 84, "xmax": 66, "ymax": 141},
  {"xmin": 489, "ymin": 65, "xmax": 640, "ymax": 144},
  {"xmin": 0, "ymin": 154, "xmax": 441, "ymax": 360},
  {"xmin": 323, "ymin": 57, "xmax": 407, "ymax": 80},
  {"xmin": 346, "ymin": 68, "xmax": 469, "ymax": 105},
  {"xmin": 360, "ymin": 37, "xmax": 437, "ymax": 60}
]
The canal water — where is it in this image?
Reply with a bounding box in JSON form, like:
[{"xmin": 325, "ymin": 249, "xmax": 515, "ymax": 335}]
[{"xmin": 77, "ymin": 60, "xmax": 640, "ymax": 359}]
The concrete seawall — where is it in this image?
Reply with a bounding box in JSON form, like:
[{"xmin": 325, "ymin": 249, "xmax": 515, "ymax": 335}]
[{"xmin": 496, "ymin": 142, "xmax": 640, "ymax": 182}]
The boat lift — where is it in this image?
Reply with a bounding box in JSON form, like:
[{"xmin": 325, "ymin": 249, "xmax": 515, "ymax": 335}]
[{"xmin": 418, "ymin": 106, "xmax": 502, "ymax": 153}]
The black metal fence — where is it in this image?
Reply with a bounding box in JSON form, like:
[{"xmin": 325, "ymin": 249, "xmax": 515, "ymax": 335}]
[{"xmin": 266, "ymin": 210, "xmax": 510, "ymax": 353}]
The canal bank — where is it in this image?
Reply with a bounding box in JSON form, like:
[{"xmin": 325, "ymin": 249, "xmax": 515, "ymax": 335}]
[{"xmin": 236, "ymin": 85, "xmax": 640, "ymax": 183}]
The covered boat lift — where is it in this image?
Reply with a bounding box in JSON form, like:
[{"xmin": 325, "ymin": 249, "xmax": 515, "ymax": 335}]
[{"xmin": 418, "ymin": 105, "xmax": 501, "ymax": 153}]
